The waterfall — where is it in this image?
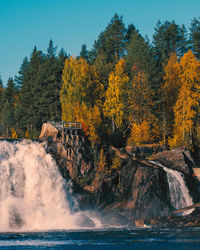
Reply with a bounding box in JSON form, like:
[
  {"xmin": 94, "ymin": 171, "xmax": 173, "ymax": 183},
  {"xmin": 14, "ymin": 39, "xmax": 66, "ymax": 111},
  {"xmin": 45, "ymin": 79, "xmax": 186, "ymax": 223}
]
[
  {"xmin": 150, "ymin": 161, "xmax": 193, "ymax": 215},
  {"xmin": 0, "ymin": 140, "xmax": 102, "ymax": 231}
]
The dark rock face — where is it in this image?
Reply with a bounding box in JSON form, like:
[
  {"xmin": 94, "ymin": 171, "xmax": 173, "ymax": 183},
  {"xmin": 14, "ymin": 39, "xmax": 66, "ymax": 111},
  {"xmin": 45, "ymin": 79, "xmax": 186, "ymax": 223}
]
[
  {"xmin": 39, "ymin": 123, "xmax": 200, "ymax": 227},
  {"xmin": 45, "ymin": 137, "xmax": 172, "ymax": 221},
  {"xmin": 126, "ymin": 145, "xmax": 164, "ymax": 159},
  {"xmin": 46, "ymin": 131, "xmax": 93, "ymax": 184},
  {"xmin": 153, "ymin": 147, "xmax": 194, "ymax": 175},
  {"xmin": 150, "ymin": 209, "xmax": 200, "ymax": 228},
  {"xmin": 117, "ymin": 160, "xmax": 171, "ymax": 220},
  {"xmin": 153, "ymin": 148, "xmax": 200, "ymax": 205}
]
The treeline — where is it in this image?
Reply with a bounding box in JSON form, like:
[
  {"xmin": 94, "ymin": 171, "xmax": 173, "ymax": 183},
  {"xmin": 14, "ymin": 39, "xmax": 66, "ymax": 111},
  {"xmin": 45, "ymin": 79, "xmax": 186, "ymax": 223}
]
[
  {"xmin": 0, "ymin": 40, "xmax": 67, "ymax": 138},
  {"xmin": 1, "ymin": 14, "xmax": 200, "ymax": 150}
]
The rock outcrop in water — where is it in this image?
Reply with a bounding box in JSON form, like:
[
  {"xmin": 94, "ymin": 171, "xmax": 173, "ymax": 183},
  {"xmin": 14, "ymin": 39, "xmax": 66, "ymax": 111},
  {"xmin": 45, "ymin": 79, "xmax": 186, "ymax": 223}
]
[{"xmin": 40, "ymin": 123, "xmax": 200, "ymax": 227}]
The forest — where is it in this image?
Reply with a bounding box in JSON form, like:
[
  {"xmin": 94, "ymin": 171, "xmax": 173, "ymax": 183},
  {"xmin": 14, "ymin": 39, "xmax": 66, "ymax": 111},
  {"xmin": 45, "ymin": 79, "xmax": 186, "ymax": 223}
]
[{"xmin": 1, "ymin": 14, "xmax": 200, "ymax": 151}]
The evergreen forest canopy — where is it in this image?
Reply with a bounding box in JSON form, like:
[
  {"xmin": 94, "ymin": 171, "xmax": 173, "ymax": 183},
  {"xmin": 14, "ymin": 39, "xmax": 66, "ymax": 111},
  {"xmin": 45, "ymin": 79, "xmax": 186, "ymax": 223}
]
[{"xmin": 1, "ymin": 14, "xmax": 200, "ymax": 150}]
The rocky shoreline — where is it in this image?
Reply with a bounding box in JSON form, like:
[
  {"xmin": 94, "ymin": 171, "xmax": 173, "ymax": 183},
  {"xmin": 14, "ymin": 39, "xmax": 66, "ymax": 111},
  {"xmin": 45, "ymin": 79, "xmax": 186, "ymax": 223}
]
[{"xmin": 39, "ymin": 123, "xmax": 200, "ymax": 228}]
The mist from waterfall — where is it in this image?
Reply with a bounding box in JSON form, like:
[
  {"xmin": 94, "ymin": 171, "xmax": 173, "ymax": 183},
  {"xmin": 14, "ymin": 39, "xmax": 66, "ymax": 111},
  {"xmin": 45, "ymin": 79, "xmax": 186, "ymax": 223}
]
[
  {"xmin": 150, "ymin": 161, "xmax": 193, "ymax": 215},
  {"xmin": 0, "ymin": 140, "xmax": 103, "ymax": 232}
]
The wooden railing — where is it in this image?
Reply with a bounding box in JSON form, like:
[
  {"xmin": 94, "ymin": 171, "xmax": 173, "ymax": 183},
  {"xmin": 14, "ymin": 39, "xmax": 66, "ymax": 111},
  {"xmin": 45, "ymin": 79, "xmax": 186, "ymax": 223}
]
[{"xmin": 47, "ymin": 121, "xmax": 82, "ymax": 130}]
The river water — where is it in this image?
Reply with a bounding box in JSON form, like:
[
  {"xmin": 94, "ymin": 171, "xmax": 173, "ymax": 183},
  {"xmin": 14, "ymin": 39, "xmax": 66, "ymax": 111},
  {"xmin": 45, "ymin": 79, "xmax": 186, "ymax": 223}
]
[{"xmin": 0, "ymin": 228, "xmax": 200, "ymax": 249}]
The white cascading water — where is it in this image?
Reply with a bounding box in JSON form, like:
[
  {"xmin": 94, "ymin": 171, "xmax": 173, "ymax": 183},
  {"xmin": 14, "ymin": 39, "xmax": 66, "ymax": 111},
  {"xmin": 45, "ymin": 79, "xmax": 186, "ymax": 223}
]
[
  {"xmin": 0, "ymin": 140, "xmax": 102, "ymax": 232},
  {"xmin": 150, "ymin": 161, "xmax": 194, "ymax": 215}
]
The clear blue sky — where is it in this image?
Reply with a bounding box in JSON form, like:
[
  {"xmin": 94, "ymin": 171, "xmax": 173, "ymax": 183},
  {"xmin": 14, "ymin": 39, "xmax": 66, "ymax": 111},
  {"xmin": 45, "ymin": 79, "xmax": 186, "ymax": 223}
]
[{"xmin": 0, "ymin": 0, "xmax": 200, "ymax": 85}]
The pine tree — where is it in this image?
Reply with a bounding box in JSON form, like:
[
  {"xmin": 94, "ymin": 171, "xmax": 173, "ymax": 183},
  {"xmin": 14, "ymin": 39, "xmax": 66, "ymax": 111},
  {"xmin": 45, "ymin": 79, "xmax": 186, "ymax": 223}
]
[
  {"xmin": 124, "ymin": 24, "xmax": 137, "ymax": 45},
  {"xmin": 16, "ymin": 41, "xmax": 65, "ymax": 136},
  {"xmin": 189, "ymin": 18, "xmax": 200, "ymax": 58},
  {"xmin": 39, "ymin": 40, "xmax": 63, "ymax": 123},
  {"xmin": 89, "ymin": 14, "xmax": 126, "ymax": 89},
  {"xmin": 47, "ymin": 39, "xmax": 57, "ymax": 59},
  {"xmin": 125, "ymin": 31, "xmax": 152, "ymax": 76},
  {"xmin": 14, "ymin": 57, "xmax": 30, "ymax": 132},
  {"xmin": 103, "ymin": 14, "xmax": 126, "ymax": 63},
  {"xmin": 152, "ymin": 20, "xmax": 188, "ymax": 91},
  {"xmin": 0, "ymin": 75, "xmax": 4, "ymax": 113},
  {"xmin": 22, "ymin": 46, "xmax": 44, "ymax": 132},
  {"xmin": 79, "ymin": 44, "xmax": 89, "ymax": 61},
  {"xmin": 91, "ymin": 14, "xmax": 125, "ymax": 63},
  {"xmin": 0, "ymin": 75, "xmax": 4, "ymax": 135},
  {"xmin": 15, "ymin": 57, "xmax": 29, "ymax": 90},
  {"xmin": 0, "ymin": 78, "xmax": 16, "ymax": 137}
]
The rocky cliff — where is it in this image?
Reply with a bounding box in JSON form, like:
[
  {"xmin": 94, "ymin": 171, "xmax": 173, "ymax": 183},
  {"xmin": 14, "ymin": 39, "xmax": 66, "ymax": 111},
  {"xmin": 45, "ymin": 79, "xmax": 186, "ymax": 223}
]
[{"xmin": 40, "ymin": 123, "xmax": 200, "ymax": 227}]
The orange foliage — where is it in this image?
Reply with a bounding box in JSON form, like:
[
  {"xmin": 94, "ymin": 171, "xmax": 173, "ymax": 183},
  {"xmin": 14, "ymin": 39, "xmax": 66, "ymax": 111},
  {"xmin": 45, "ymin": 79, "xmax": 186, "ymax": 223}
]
[
  {"xmin": 162, "ymin": 52, "xmax": 180, "ymax": 115},
  {"xmin": 25, "ymin": 130, "xmax": 30, "ymax": 138},
  {"xmin": 60, "ymin": 57, "xmax": 103, "ymax": 122},
  {"xmin": 128, "ymin": 120, "xmax": 151, "ymax": 145},
  {"xmin": 161, "ymin": 52, "xmax": 180, "ymax": 142},
  {"xmin": 169, "ymin": 50, "xmax": 200, "ymax": 148},
  {"xmin": 73, "ymin": 102, "xmax": 102, "ymax": 145},
  {"xmin": 10, "ymin": 127, "xmax": 18, "ymax": 139},
  {"xmin": 103, "ymin": 59, "xmax": 129, "ymax": 131},
  {"xmin": 128, "ymin": 69, "xmax": 153, "ymax": 124}
]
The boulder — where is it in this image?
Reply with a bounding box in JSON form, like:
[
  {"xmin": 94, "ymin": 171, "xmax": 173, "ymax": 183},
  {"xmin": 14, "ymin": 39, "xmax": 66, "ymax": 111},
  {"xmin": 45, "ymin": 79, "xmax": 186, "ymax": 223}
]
[
  {"xmin": 126, "ymin": 145, "xmax": 164, "ymax": 158},
  {"xmin": 117, "ymin": 160, "xmax": 171, "ymax": 220},
  {"xmin": 153, "ymin": 147, "xmax": 195, "ymax": 175},
  {"xmin": 39, "ymin": 123, "xmax": 58, "ymax": 142},
  {"xmin": 134, "ymin": 219, "xmax": 144, "ymax": 228}
]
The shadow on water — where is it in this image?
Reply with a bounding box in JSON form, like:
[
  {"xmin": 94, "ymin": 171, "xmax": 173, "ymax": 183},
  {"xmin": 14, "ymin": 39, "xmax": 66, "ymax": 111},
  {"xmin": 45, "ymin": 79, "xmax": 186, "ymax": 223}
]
[{"xmin": 0, "ymin": 228, "xmax": 200, "ymax": 249}]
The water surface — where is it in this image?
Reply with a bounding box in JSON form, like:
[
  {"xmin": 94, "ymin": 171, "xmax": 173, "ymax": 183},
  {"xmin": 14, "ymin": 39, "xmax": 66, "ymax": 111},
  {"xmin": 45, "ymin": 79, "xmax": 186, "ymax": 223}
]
[{"xmin": 0, "ymin": 228, "xmax": 200, "ymax": 249}]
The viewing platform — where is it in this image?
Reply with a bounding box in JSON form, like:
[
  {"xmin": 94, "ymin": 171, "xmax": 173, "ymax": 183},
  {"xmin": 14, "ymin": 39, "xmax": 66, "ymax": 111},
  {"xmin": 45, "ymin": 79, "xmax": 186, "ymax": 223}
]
[
  {"xmin": 47, "ymin": 121, "xmax": 82, "ymax": 131},
  {"xmin": 44, "ymin": 121, "xmax": 82, "ymax": 143}
]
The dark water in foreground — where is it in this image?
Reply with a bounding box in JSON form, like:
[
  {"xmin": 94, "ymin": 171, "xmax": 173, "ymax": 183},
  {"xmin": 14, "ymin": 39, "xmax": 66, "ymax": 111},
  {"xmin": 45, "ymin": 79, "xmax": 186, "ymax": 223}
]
[{"xmin": 0, "ymin": 228, "xmax": 200, "ymax": 249}]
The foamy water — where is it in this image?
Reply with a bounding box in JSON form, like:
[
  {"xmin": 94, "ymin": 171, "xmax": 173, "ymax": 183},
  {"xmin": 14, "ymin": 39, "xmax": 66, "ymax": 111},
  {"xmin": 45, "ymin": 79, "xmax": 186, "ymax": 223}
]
[
  {"xmin": 149, "ymin": 161, "xmax": 194, "ymax": 215},
  {"xmin": 0, "ymin": 140, "xmax": 103, "ymax": 231}
]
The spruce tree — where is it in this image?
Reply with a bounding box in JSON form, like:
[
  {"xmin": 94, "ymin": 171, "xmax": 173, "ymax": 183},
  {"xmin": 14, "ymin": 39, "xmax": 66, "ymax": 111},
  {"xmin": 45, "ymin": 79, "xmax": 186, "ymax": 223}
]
[
  {"xmin": 47, "ymin": 39, "xmax": 57, "ymax": 59},
  {"xmin": 152, "ymin": 20, "xmax": 188, "ymax": 91},
  {"xmin": 124, "ymin": 24, "xmax": 137, "ymax": 45},
  {"xmin": 0, "ymin": 78, "xmax": 16, "ymax": 137},
  {"xmin": 0, "ymin": 75, "xmax": 3, "ymax": 112},
  {"xmin": 79, "ymin": 44, "xmax": 89, "ymax": 61},
  {"xmin": 19, "ymin": 46, "xmax": 44, "ymax": 134},
  {"xmin": 125, "ymin": 31, "xmax": 152, "ymax": 76},
  {"xmin": 89, "ymin": 14, "xmax": 126, "ymax": 89},
  {"xmin": 189, "ymin": 18, "xmax": 200, "ymax": 58}
]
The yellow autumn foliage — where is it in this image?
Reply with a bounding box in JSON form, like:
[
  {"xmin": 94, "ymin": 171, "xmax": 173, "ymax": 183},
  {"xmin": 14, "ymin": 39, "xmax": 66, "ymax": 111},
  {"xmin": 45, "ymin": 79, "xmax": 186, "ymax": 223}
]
[
  {"xmin": 128, "ymin": 70, "xmax": 153, "ymax": 123},
  {"xmin": 128, "ymin": 120, "xmax": 151, "ymax": 145},
  {"xmin": 111, "ymin": 153, "xmax": 122, "ymax": 170},
  {"xmin": 10, "ymin": 127, "xmax": 18, "ymax": 139},
  {"xmin": 103, "ymin": 59, "xmax": 129, "ymax": 131},
  {"xmin": 96, "ymin": 148, "xmax": 108, "ymax": 180},
  {"xmin": 161, "ymin": 52, "xmax": 180, "ymax": 143},
  {"xmin": 25, "ymin": 130, "xmax": 30, "ymax": 138},
  {"xmin": 60, "ymin": 57, "xmax": 103, "ymax": 122},
  {"xmin": 73, "ymin": 102, "xmax": 102, "ymax": 145},
  {"xmin": 169, "ymin": 50, "xmax": 200, "ymax": 148},
  {"xmin": 60, "ymin": 57, "xmax": 103, "ymax": 146}
]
